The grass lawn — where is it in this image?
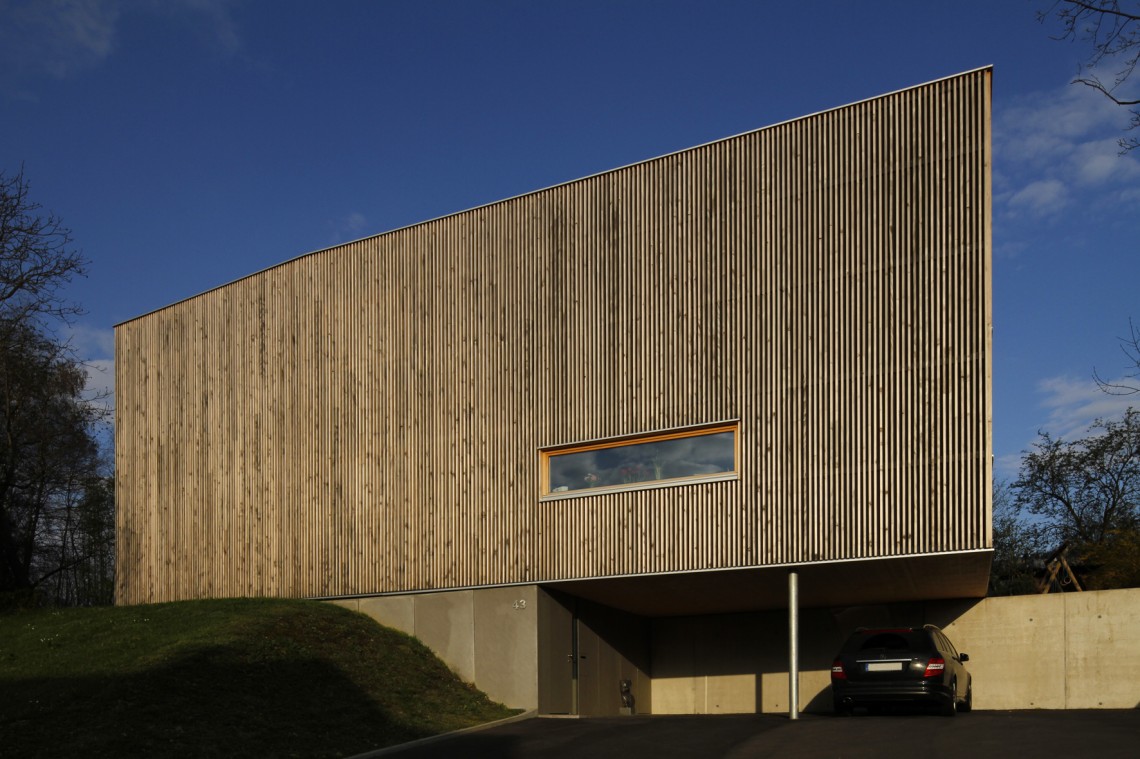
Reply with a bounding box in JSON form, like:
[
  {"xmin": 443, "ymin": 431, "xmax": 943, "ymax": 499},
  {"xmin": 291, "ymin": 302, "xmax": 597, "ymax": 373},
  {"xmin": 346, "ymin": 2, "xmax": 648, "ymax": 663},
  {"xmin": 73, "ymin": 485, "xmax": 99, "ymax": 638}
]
[{"xmin": 0, "ymin": 598, "xmax": 517, "ymax": 758}]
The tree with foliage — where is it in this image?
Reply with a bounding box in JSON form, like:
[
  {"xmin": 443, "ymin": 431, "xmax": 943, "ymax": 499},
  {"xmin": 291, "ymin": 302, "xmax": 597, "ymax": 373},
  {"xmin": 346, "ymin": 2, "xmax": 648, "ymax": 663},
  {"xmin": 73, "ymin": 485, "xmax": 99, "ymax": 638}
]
[
  {"xmin": 0, "ymin": 168, "xmax": 111, "ymax": 607},
  {"xmin": 989, "ymin": 480, "xmax": 1050, "ymax": 595},
  {"xmin": 1040, "ymin": 0, "xmax": 1140, "ymax": 151},
  {"xmin": 1012, "ymin": 408, "xmax": 1140, "ymax": 590},
  {"xmin": 44, "ymin": 474, "xmax": 116, "ymax": 606},
  {"xmin": 0, "ymin": 321, "xmax": 108, "ymax": 598}
]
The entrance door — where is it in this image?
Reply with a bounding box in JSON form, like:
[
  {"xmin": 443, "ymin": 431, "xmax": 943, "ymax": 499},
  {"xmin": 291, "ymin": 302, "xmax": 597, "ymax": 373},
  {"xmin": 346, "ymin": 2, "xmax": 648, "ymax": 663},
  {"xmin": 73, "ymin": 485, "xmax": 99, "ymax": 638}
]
[
  {"xmin": 538, "ymin": 590, "xmax": 649, "ymax": 716},
  {"xmin": 538, "ymin": 590, "xmax": 576, "ymax": 714},
  {"xmin": 575, "ymin": 613, "xmax": 602, "ymax": 715}
]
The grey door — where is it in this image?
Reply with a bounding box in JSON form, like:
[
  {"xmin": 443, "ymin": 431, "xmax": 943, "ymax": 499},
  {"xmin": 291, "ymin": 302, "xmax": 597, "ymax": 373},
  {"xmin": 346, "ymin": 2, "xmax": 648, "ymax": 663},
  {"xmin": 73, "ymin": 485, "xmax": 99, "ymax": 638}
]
[
  {"xmin": 538, "ymin": 591, "xmax": 576, "ymax": 714},
  {"xmin": 575, "ymin": 615, "xmax": 602, "ymax": 715}
]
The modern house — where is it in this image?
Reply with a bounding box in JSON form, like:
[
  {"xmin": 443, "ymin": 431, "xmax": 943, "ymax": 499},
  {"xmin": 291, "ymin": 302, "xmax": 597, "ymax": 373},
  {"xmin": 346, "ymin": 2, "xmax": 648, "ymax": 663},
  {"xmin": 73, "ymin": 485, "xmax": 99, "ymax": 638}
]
[{"xmin": 115, "ymin": 68, "xmax": 993, "ymax": 715}]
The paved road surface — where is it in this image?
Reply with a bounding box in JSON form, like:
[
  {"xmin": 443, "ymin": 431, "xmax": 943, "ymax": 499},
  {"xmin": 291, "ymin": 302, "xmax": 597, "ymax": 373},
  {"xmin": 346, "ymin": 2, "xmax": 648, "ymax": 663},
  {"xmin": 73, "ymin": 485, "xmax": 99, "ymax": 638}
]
[{"xmin": 376, "ymin": 710, "xmax": 1139, "ymax": 759}]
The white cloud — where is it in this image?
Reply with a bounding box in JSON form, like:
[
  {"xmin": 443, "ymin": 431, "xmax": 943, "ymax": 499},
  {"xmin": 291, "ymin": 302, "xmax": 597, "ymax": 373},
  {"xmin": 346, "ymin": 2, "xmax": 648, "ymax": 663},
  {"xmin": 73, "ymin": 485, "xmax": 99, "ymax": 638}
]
[
  {"xmin": 344, "ymin": 212, "xmax": 368, "ymax": 233},
  {"xmin": 998, "ymin": 85, "xmax": 1122, "ymax": 154},
  {"xmin": 1115, "ymin": 186, "xmax": 1140, "ymax": 205},
  {"xmin": 0, "ymin": 0, "xmax": 243, "ymax": 86},
  {"xmin": 82, "ymin": 357, "xmax": 115, "ymax": 417},
  {"xmin": 1036, "ymin": 374, "xmax": 1137, "ymax": 441},
  {"xmin": 54, "ymin": 0, "xmax": 119, "ymax": 65},
  {"xmin": 1070, "ymin": 138, "xmax": 1140, "ymax": 186},
  {"xmin": 1007, "ymin": 179, "xmax": 1068, "ymax": 216},
  {"xmin": 157, "ymin": 0, "xmax": 243, "ymax": 55},
  {"xmin": 994, "ymin": 83, "xmax": 1140, "ymax": 220},
  {"xmin": 61, "ymin": 322, "xmax": 115, "ymax": 416},
  {"xmin": 993, "ymin": 238, "xmax": 1028, "ymax": 261},
  {"xmin": 64, "ymin": 322, "xmax": 115, "ymax": 358},
  {"xmin": 994, "ymin": 452, "xmax": 1023, "ymax": 483},
  {"xmin": 328, "ymin": 211, "xmax": 370, "ymax": 244},
  {"xmin": 0, "ymin": 0, "xmax": 122, "ymax": 79}
]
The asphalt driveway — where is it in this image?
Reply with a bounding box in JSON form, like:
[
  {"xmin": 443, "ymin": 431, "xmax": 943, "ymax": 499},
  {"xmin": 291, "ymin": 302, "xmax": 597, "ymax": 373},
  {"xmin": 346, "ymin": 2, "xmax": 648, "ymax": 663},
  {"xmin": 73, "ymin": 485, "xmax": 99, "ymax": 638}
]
[{"xmin": 373, "ymin": 710, "xmax": 1139, "ymax": 759}]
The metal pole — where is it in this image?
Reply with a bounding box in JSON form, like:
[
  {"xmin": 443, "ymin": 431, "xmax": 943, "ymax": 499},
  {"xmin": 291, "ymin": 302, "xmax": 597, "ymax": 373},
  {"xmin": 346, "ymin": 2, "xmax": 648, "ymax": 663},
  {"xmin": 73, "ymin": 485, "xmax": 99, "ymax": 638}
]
[{"xmin": 789, "ymin": 570, "xmax": 799, "ymax": 720}]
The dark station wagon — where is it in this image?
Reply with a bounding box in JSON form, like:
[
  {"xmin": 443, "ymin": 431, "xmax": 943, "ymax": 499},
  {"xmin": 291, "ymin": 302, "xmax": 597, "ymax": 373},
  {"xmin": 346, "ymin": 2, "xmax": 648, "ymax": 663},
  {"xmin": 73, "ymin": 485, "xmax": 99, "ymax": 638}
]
[{"xmin": 830, "ymin": 625, "xmax": 972, "ymax": 716}]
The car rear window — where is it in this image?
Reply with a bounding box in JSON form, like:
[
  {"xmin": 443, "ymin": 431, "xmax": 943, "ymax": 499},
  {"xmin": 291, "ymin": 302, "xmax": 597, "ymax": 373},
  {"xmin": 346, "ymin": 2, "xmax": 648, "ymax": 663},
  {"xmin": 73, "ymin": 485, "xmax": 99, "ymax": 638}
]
[{"xmin": 846, "ymin": 631, "xmax": 930, "ymax": 653}]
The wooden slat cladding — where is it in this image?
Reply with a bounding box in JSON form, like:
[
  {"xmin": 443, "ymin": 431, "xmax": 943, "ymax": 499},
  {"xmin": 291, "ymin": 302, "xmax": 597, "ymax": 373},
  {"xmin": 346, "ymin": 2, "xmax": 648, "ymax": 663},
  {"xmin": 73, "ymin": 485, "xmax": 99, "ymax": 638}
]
[{"xmin": 115, "ymin": 69, "xmax": 992, "ymax": 604}]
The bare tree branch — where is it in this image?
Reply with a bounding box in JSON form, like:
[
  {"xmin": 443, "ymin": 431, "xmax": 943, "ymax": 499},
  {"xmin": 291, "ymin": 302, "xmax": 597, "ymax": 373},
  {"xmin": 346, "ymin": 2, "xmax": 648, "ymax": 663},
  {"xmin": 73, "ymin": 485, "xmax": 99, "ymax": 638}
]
[
  {"xmin": 0, "ymin": 168, "xmax": 108, "ymax": 605},
  {"xmin": 0, "ymin": 168, "xmax": 87, "ymax": 324},
  {"xmin": 1094, "ymin": 318, "xmax": 1140, "ymax": 395},
  {"xmin": 1040, "ymin": 1, "xmax": 1140, "ymax": 151}
]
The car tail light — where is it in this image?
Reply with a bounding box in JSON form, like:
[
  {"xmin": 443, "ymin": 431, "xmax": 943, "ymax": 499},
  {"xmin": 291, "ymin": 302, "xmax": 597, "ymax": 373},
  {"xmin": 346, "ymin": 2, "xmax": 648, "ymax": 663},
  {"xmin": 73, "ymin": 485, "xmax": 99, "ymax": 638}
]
[
  {"xmin": 831, "ymin": 659, "xmax": 846, "ymax": 680},
  {"xmin": 923, "ymin": 657, "xmax": 945, "ymax": 678}
]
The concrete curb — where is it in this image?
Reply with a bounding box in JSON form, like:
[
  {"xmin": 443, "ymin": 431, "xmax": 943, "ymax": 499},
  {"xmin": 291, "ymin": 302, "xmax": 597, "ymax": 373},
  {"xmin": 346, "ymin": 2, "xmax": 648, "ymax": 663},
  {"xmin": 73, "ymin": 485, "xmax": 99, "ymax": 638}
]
[{"xmin": 344, "ymin": 710, "xmax": 538, "ymax": 758}]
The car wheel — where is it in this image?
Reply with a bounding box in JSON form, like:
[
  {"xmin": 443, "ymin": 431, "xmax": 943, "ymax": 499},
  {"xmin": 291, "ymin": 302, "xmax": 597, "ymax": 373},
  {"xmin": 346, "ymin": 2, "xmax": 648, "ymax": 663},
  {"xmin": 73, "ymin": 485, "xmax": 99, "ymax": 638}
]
[
  {"xmin": 941, "ymin": 680, "xmax": 958, "ymax": 717},
  {"xmin": 960, "ymin": 682, "xmax": 972, "ymax": 713},
  {"xmin": 833, "ymin": 699, "xmax": 851, "ymax": 717}
]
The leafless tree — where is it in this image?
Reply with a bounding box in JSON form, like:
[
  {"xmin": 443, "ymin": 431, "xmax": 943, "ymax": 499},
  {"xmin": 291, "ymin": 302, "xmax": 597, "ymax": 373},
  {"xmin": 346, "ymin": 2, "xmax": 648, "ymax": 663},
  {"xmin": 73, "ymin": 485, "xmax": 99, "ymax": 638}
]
[
  {"xmin": 1095, "ymin": 318, "xmax": 1140, "ymax": 395},
  {"xmin": 0, "ymin": 168, "xmax": 109, "ymax": 606},
  {"xmin": 1040, "ymin": 1, "xmax": 1140, "ymax": 151},
  {"xmin": 0, "ymin": 168, "xmax": 86, "ymax": 324}
]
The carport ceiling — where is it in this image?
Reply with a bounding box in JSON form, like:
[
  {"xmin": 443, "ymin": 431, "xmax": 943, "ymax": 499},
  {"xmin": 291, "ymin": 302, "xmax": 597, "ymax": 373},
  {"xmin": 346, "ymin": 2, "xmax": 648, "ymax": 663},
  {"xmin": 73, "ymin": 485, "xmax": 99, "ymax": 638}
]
[{"xmin": 545, "ymin": 550, "xmax": 993, "ymax": 618}]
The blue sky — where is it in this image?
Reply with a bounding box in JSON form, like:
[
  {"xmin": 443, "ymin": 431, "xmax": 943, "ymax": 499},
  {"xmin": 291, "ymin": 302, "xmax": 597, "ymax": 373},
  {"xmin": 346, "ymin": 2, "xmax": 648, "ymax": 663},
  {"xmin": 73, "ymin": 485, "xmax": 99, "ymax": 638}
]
[{"xmin": 2, "ymin": 0, "xmax": 1138, "ymax": 480}]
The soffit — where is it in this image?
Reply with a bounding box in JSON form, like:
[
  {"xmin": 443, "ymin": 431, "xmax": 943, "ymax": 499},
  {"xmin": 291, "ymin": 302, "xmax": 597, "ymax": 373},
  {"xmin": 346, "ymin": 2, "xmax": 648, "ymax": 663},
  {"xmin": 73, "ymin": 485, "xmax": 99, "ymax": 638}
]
[{"xmin": 544, "ymin": 551, "xmax": 994, "ymax": 618}]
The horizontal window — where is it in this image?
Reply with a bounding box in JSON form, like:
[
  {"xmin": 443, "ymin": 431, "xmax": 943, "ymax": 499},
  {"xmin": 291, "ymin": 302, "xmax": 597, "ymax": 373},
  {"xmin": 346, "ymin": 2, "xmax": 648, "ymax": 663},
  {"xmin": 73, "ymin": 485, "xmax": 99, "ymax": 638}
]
[{"xmin": 541, "ymin": 423, "xmax": 738, "ymax": 497}]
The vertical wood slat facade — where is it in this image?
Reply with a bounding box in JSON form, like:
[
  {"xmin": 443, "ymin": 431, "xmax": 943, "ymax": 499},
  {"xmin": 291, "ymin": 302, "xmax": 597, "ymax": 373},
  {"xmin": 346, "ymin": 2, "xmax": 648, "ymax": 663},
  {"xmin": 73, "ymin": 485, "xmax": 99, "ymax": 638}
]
[{"xmin": 115, "ymin": 69, "xmax": 992, "ymax": 605}]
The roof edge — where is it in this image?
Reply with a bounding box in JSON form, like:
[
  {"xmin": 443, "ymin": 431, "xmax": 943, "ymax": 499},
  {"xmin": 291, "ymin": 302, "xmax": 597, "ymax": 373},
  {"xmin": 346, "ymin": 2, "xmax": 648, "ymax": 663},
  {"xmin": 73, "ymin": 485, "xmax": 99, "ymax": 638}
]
[{"xmin": 115, "ymin": 65, "xmax": 994, "ymax": 329}]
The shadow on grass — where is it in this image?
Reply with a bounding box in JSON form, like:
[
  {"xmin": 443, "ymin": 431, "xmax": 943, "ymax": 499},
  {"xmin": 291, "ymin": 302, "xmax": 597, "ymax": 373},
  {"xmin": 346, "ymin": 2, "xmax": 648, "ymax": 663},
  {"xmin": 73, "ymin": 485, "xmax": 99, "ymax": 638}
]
[{"xmin": 2, "ymin": 646, "xmax": 429, "ymax": 759}]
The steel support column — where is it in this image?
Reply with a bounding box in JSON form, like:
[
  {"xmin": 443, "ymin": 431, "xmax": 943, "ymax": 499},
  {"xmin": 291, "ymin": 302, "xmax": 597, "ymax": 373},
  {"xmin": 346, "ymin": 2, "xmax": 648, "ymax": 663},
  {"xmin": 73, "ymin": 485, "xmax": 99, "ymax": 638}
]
[{"xmin": 789, "ymin": 570, "xmax": 799, "ymax": 720}]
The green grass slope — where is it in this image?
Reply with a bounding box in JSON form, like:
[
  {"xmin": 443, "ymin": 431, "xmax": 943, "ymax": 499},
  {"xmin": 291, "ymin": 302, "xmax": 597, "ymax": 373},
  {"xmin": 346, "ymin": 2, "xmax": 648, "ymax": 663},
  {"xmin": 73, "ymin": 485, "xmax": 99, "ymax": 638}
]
[{"xmin": 0, "ymin": 599, "xmax": 517, "ymax": 758}]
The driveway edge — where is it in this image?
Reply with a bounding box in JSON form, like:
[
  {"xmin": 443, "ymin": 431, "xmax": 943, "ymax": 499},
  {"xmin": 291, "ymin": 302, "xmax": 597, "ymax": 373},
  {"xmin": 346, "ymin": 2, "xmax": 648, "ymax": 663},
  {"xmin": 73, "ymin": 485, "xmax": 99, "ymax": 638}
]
[{"xmin": 345, "ymin": 710, "xmax": 539, "ymax": 758}]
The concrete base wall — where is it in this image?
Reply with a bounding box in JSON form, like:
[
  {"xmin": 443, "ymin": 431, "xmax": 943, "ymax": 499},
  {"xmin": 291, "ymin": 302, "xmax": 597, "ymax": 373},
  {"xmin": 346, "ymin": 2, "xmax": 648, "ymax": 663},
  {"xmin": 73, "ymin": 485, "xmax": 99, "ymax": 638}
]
[
  {"xmin": 333, "ymin": 585, "xmax": 539, "ymax": 711},
  {"xmin": 334, "ymin": 586, "xmax": 1140, "ymax": 714},
  {"xmin": 937, "ymin": 588, "xmax": 1140, "ymax": 709},
  {"xmin": 651, "ymin": 606, "xmax": 858, "ymax": 714},
  {"xmin": 651, "ymin": 588, "xmax": 1140, "ymax": 713}
]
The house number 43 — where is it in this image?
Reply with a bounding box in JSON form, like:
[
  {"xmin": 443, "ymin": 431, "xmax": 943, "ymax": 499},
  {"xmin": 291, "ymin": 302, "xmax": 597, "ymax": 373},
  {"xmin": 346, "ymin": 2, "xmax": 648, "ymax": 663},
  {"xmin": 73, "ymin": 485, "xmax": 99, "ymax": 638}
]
[{"xmin": 512, "ymin": 600, "xmax": 528, "ymax": 610}]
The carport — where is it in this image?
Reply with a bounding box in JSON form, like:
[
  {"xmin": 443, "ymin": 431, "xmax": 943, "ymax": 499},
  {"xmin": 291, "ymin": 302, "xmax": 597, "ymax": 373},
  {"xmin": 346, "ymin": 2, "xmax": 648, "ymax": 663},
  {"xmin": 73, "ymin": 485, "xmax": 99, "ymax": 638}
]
[{"xmin": 538, "ymin": 550, "xmax": 993, "ymax": 717}]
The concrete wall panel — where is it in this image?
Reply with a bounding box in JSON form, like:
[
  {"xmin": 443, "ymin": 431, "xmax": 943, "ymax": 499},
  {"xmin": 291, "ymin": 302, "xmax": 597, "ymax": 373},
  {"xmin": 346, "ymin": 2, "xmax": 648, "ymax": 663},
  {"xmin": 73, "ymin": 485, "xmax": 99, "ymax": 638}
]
[
  {"xmin": 1063, "ymin": 589, "xmax": 1140, "ymax": 708},
  {"xmin": 937, "ymin": 594, "xmax": 1065, "ymax": 709},
  {"xmin": 344, "ymin": 587, "xmax": 540, "ymax": 711},
  {"xmin": 651, "ymin": 616, "xmax": 708, "ymax": 714},
  {"xmin": 474, "ymin": 585, "xmax": 539, "ymax": 710},
  {"xmin": 357, "ymin": 595, "xmax": 415, "ymax": 636},
  {"xmin": 652, "ymin": 589, "xmax": 1140, "ymax": 714},
  {"xmin": 653, "ymin": 607, "xmax": 843, "ymax": 714},
  {"xmin": 343, "ymin": 588, "xmax": 1140, "ymax": 715},
  {"xmin": 412, "ymin": 591, "xmax": 476, "ymax": 683}
]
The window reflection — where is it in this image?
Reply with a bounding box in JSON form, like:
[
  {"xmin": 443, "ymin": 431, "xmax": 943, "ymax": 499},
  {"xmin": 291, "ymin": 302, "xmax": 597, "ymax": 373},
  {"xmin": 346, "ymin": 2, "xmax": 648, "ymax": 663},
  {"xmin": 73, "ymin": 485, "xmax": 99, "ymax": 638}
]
[{"xmin": 547, "ymin": 430, "xmax": 735, "ymax": 493}]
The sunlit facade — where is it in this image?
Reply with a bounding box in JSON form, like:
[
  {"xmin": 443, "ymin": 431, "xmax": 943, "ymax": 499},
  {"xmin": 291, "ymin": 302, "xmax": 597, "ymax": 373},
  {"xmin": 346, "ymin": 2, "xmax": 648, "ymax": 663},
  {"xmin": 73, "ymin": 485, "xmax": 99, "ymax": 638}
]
[{"xmin": 116, "ymin": 69, "xmax": 992, "ymax": 715}]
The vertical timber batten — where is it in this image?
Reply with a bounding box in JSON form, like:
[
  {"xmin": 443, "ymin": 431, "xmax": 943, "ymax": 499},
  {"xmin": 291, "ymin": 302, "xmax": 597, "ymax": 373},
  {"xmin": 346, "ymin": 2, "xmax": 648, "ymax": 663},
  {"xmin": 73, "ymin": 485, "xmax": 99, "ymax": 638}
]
[{"xmin": 115, "ymin": 69, "xmax": 993, "ymax": 604}]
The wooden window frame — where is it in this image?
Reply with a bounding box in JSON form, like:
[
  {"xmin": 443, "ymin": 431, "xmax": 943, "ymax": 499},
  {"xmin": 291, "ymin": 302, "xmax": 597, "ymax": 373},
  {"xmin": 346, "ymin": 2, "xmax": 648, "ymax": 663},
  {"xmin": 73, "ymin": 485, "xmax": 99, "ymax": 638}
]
[{"xmin": 539, "ymin": 422, "xmax": 740, "ymax": 500}]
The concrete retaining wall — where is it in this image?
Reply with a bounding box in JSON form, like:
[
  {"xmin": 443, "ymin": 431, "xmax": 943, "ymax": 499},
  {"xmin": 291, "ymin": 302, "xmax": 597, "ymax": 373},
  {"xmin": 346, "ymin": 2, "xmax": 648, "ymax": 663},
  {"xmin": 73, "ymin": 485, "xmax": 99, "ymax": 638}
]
[
  {"xmin": 938, "ymin": 588, "xmax": 1140, "ymax": 709},
  {"xmin": 651, "ymin": 588, "xmax": 1140, "ymax": 713},
  {"xmin": 333, "ymin": 585, "xmax": 540, "ymax": 711},
  {"xmin": 335, "ymin": 586, "xmax": 1140, "ymax": 713}
]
